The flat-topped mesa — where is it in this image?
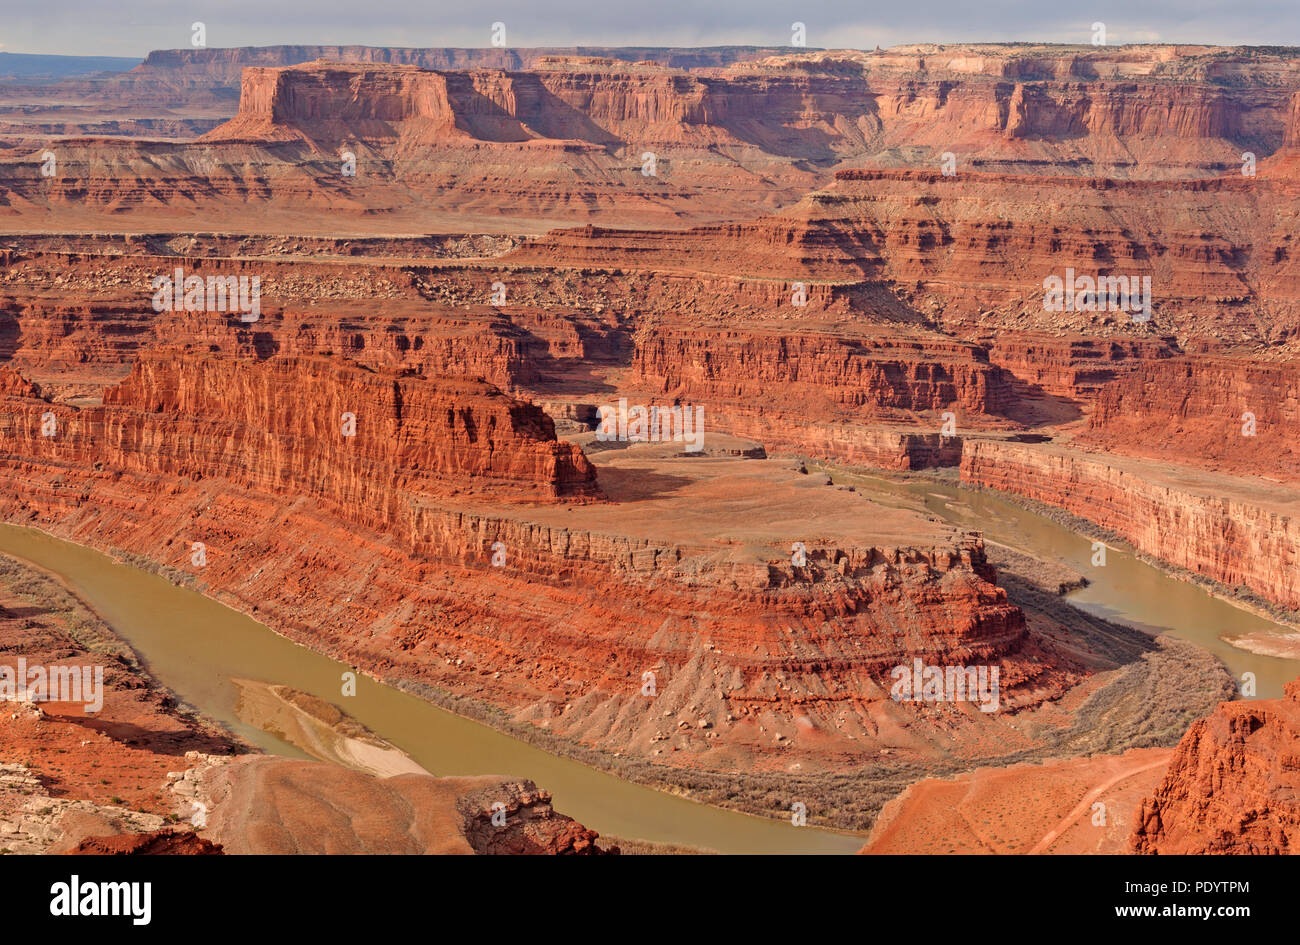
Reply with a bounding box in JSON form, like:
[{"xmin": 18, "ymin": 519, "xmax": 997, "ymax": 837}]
[
  {"xmin": 199, "ymin": 57, "xmax": 881, "ymax": 154},
  {"xmin": 134, "ymin": 45, "xmax": 798, "ymax": 80},
  {"xmin": 200, "ymin": 59, "xmax": 610, "ymax": 146},
  {"xmin": 196, "ymin": 45, "xmax": 1300, "ymax": 159},
  {"xmin": 1133, "ymin": 679, "xmax": 1300, "ymax": 854},
  {"xmin": 799, "ymin": 43, "xmax": 1300, "ymax": 82},
  {"xmin": 205, "ymin": 62, "xmax": 460, "ymax": 143},
  {"xmin": 850, "ymin": 45, "xmax": 1300, "ymax": 174},
  {"xmin": 99, "ymin": 350, "xmax": 600, "ymax": 504},
  {"xmin": 16, "ymin": 45, "xmax": 1300, "ymax": 232}
]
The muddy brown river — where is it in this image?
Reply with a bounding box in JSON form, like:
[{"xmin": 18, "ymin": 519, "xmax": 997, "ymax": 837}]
[
  {"xmin": 0, "ymin": 523, "xmax": 862, "ymax": 854},
  {"xmin": 828, "ymin": 469, "xmax": 1299, "ymax": 700},
  {"xmin": 0, "ymin": 471, "xmax": 1294, "ymax": 852}
]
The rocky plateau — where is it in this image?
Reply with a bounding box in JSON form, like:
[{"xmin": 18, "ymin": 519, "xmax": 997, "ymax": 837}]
[{"xmin": 0, "ymin": 39, "xmax": 1297, "ymax": 854}]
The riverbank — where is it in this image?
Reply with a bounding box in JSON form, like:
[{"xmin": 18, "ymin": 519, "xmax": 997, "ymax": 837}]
[
  {"xmin": 961, "ymin": 438, "xmax": 1300, "ymax": 615},
  {"xmin": 0, "ymin": 524, "xmax": 868, "ymax": 852},
  {"xmin": 961, "ymin": 480, "xmax": 1300, "ymax": 658},
  {"xmin": 0, "ymin": 508, "xmax": 1233, "ymax": 842},
  {"xmin": 817, "ymin": 461, "xmax": 1300, "ymax": 700},
  {"xmin": 0, "ymin": 550, "xmax": 618, "ymax": 855},
  {"xmin": 959, "ymin": 473, "xmax": 1300, "ymax": 637},
  {"xmin": 0, "ymin": 550, "xmax": 240, "ymax": 853}
]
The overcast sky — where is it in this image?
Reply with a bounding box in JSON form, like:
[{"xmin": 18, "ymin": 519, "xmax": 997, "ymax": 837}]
[{"xmin": 2, "ymin": 0, "xmax": 1297, "ymax": 58}]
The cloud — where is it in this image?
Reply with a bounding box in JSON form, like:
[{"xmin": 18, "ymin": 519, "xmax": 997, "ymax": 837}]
[{"xmin": 4, "ymin": 0, "xmax": 1298, "ymax": 57}]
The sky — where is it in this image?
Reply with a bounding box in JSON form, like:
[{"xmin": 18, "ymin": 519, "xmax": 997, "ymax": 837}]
[{"xmin": 1, "ymin": 0, "xmax": 1297, "ymax": 58}]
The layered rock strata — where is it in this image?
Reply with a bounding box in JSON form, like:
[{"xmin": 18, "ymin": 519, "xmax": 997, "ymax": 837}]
[
  {"xmin": 632, "ymin": 325, "xmax": 1013, "ymax": 419},
  {"xmin": 960, "ymin": 439, "xmax": 1300, "ymax": 609},
  {"xmin": 511, "ymin": 164, "xmax": 1300, "ymax": 343},
  {"xmin": 11, "ymin": 45, "xmax": 1300, "ymax": 231},
  {"xmin": 1133, "ymin": 679, "xmax": 1300, "ymax": 854},
  {"xmin": 0, "ymin": 354, "xmax": 1067, "ymax": 782},
  {"xmin": 1079, "ymin": 354, "xmax": 1300, "ymax": 483}
]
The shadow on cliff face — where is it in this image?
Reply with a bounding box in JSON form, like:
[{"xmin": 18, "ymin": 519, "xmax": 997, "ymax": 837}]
[
  {"xmin": 225, "ymin": 325, "xmax": 282, "ymax": 361},
  {"xmin": 526, "ymin": 361, "xmax": 623, "ymax": 395},
  {"xmin": 997, "ymin": 379, "xmax": 1084, "ymax": 427},
  {"xmin": 588, "ymin": 464, "xmax": 694, "ymax": 501},
  {"xmin": 0, "ymin": 310, "xmax": 17, "ymax": 364},
  {"xmin": 515, "ymin": 324, "xmax": 633, "ymax": 396},
  {"xmin": 448, "ymin": 77, "xmax": 623, "ymax": 148},
  {"xmin": 54, "ymin": 714, "xmax": 241, "ymax": 758},
  {"xmin": 249, "ymin": 330, "xmax": 279, "ymax": 360},
  {"xmin": 717, "ymin": 87, "xmax": 880, "ymax": 164}
]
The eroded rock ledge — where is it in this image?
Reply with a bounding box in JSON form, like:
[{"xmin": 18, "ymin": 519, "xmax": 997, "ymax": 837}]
[
  {"xmin": 1133, "ymin": 679, "xmax": 1300, "ymax": 854},
  {"xmin": 961, "ymin": 438, "xmax": 1300, "ymax": 610},
  {"xmin": 0, "ymin": 354, "xmax": 1056, "ymax": 782}
]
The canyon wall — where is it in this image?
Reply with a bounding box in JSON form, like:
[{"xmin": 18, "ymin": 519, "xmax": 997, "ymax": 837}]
[
  {"xmin": 7, "ymin": 42, "xmax": 1292, "ymax": 830},
  {"xmin": 1079, "ymin": 354, "xmax": 1300, "ymax": 482},
  {"xmin": 669, "ymin": 416, "xmax": 963, "ymax": 471},
  {"xmin": 621, "ymin": 323, "xmax": 1010, "ymax": 464},
  {"xmin": 10, "ymin": 45, "xmax": 1300, "ymax": 232},
  {"xmin": 0, "ymin": 250, "xmax": 629, "ymax": 395},
  {"xmin": 986, "ymin": 334, "xmax": 1180, "ymax": 400},
  {"xmin": 631, "ymin": 326, "xmax": 1012, "ymax": 418},
  {"xmin": 513, "ymin": 165, "xmax": 1300, "ymax": 343},
  {"xmin": 100, "ymin": 351, "xmax": 601, "ymax": 501},
  {"xmin": 1, "ymin": 351, "xmax": 599, "ymax": 511},
  {"xmin": 1133, "ymin": 679, "xmax": 1300, "ymax": 854},
  {"xmin": 960, "ymin": 439, "xmax": 1300, "ymax": 609},
  {"xmin": 0, "ymin": 354, "xmax": 1049, "ymax": 783}
]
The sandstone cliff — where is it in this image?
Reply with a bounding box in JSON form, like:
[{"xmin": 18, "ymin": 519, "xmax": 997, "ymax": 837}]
[
  {"xmin": 986, "ymin": 334, "xmax": 1179, "ymax": 401},
  {"xmin": 0, "ymin": 354, "xmax": 1078, "ymax": 794},
  {"xmin": 622, "ymin": 321, "xmax": 1014, "ymax": 464},
  {"xmin": 11, "ymin": 44, "xmax": 1300, "ymax": 231},
  {"xmin": 1079, "ymin": 354, "xmax": 1300, "ymax": 482},
  {"xmin": 99, "ymin": 350, "xmax": 600, "ymax": 502},
  {"xmin": 961, "ymin": 439, "xmax": 1300, "ymax": 610},
  {"xmin": 632, "ymin": 325, "xmax": 1012, "ymax": 418},
  {"xmin": 1133, "ymin": 680, "xmax": 1300, "ymax": 854}
]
